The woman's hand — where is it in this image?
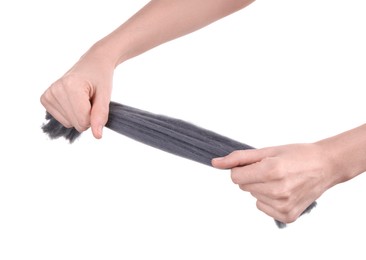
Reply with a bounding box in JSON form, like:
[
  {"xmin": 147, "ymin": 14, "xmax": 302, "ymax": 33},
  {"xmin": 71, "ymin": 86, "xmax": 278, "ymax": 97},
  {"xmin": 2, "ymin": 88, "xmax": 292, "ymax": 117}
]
[
  {"xmin": 40, "ymin": 45, "xmax": 114, "ymax": 139},
  {"xmin": 40, "ymin": 0, "xmax": 256, "ymax": 139},
  {"xmin": 212, "ymin": 143, "xmax": 341, "ymax": 224}
]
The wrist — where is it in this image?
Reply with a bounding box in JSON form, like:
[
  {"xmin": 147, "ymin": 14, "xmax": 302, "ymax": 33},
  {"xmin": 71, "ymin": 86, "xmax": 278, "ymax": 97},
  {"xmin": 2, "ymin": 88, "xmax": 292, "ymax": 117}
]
[
  {"xmin": 314, "ymin": 141, "xmax": 352, "ymax": 189},
  {"xmin": 315, "ymin": 124, "xmax": 366, "ymax": 187},
  {"xmin": 89, "ymin": 36, "xmax": 129, "ymax": 68}
]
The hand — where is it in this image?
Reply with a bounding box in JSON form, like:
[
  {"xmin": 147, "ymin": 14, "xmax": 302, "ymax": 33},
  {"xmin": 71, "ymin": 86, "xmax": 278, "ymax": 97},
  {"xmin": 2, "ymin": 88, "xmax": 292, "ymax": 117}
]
[
  {"xmin": 40, "ymin": 45, "xmax": 115, "ymax": 139},
  {"xmin": 40, "ymin": 0, "xmax": 256, "ymax": 139},
  {"xmin": 212, "ymin": 143, "xmax": 339, "ymax": 224}
]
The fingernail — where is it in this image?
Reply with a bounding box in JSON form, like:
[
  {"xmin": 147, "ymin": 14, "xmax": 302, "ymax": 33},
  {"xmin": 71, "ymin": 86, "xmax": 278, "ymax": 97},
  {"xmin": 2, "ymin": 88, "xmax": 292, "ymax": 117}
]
[{"xmin": 212, "ymin": 157, "xmax": 224, "ymax": 162}]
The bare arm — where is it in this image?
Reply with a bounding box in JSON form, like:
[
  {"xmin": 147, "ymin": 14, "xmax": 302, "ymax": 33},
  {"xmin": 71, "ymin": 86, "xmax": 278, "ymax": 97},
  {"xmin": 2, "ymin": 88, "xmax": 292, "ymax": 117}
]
[
  {"xmin": 212, "ymin": 124, "xmax": 366, "ymax": 223},
  {"xmin": 317, "ymin": 124, "xmax": 366, "ymax": 184},
  {"xmin": 40, "ymin": 0, "xmax": 255, "ymax": 138},
  {"xmin": 97, "ymin": 0, "xmax": 255, "ymax": 65}
]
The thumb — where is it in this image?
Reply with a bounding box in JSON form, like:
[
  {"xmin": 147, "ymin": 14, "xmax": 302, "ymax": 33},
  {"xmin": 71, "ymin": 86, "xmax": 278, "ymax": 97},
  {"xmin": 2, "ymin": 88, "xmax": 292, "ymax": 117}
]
[
  {"xmin": 211, "ymin": 148, "xmax": 271, "ymax": 169},
  {"xmin": 90, "ymin": 92, "xmax": 110, "ymax": 139}
]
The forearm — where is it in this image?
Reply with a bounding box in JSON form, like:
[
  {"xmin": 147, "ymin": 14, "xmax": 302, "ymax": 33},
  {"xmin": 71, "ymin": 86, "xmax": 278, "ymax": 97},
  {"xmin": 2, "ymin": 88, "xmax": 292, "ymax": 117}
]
[
  {"xmin": 90, "ymin": 0, "xmax": 254, "ymax": 66},
  {"xmin": 317, "ymin": 124, "xmax": 366, "ymax": 186}
]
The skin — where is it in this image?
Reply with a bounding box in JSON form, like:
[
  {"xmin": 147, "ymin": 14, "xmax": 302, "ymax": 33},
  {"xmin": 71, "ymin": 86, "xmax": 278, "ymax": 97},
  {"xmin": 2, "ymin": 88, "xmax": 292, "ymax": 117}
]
[
  {"xmin": 212, "ymin": 124, "xmax": 366, "ymax": 223},
  {"xmin": 40, "ymin": 0, "xmax": 366, "ymax": 224},
  {"xmin": 40, "ymin": 0, "xmax": 255, "ymax": 138}
]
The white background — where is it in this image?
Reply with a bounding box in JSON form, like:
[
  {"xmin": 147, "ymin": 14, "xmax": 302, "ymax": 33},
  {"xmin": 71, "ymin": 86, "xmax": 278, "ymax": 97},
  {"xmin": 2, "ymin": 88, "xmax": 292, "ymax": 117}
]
[{"xmin": 1, "ymin": 0, "xmax": 366, "ymax": 259}]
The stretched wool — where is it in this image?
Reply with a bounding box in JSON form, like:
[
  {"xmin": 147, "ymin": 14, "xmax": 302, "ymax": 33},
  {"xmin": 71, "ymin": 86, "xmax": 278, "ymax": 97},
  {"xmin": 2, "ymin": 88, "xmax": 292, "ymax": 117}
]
[{"xmin": 42, "ymin": 101, "xmax": 316, "ymax": 228}]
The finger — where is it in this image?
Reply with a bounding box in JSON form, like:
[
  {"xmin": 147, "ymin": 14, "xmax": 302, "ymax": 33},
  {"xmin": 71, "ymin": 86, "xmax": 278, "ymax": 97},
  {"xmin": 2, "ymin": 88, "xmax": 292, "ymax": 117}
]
[
  {"xmin": 66, "ymin": 81, "xmax": 94, "ymax": 133},
  {"xmin": 90, "ymin": 88, "xmax": 111, "ymax": 139},
  {"xmin": 239, "ymin": 180, "xmax": 290, "ymax": 199},
  {"xmin": 40, "ymin": 92, "xmax": 70, "ymax": 127},
  {"xmin": 255, "ymin": 200, "xmax": 287, "ymax": 223},
  {"xmin": 256, "ymin": 198, "xmax": 302, "ymax": 224},
  {"xmin": 248, "ymin": 190, "xmax": 283, "ymax": 206},
  {"xmin": 211, "ymin": 148, "xmax": 273, "ymax": 169},
  {"xmin": 43, "ymin": 80, "xmax": 89, "ymax": 132},
  {"xmin": 239, "ymin": 183, "xmax": 267, "ymax": 193},
  {"xmin": 251, "ymin": 189, "xmax": 297, "ymax": 213},
  {"xmin": 230, "ymin": 157, "xmax": 281, "ymax": 185}
]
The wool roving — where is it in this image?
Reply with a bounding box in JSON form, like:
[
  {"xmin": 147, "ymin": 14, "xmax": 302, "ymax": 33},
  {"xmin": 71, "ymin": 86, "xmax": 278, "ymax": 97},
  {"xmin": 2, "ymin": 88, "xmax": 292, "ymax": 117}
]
[{"xmin": 42, "ymin": 101, "xmax": 316, "ymax": 228}]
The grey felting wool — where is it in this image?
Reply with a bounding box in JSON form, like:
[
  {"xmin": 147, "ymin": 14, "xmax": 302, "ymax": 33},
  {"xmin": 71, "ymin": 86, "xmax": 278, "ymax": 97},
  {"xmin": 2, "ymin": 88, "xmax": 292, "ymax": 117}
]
[{"xmin": 42, "ymin": 101, "xmax": 317, "ymax": 228}]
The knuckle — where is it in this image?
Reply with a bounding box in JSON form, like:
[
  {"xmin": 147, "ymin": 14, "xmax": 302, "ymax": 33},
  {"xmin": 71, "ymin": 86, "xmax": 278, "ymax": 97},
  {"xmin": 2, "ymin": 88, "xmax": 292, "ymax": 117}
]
[
  {"xmin": 59, "ymin": 75, "xmax": 80, "ymax": 93},
  {"xmin": 75, "ymin": 125, "xmax": 87, "ymax": 133},
  {"xmin": 230, "ymin": 169, "xmax": 241, "ymax": 184},
  {"xmin": 282, "ymin": 211, "xmax": 298, "ymax": 224},
  {"xmin": 41, "ymin": 88, "xmax": 55, "ymax": 103},
  {"xmin": 63, "ymin": 122, "xmax": 73, "ymax": 128},
  {"xmin": 264, "ymin": 159, "xmax": 285, "ymax": 180},
  {"xmin": 228, "ymin": 150, "xmax": 243, "ymax": 163},
  {"xmin": 231, "ymin": 150, "xmax": 242, "ymax": 157},
  {"xmin": 276, "ymin": 201, "xmax": 291, "ymax": 215},
  {"xmin": 40, "ymin": 93, "xmax": 47, "ymax": 106},
  {"xmin": 239, "ymin": 184, "xmax": 247, "ymax": 191},
  {"xmin": 77, "ymin": 118, "xmax": 91, "ymax": 131},
  {"xmin": 255, "ymin": 200, "xmax": 261, "ymax": 210},
  {"xmin": 271, "ymin": 187, "xmax": 291, "ymax": 200},
  {"xmin": 61, "ymin": 74, "xmax": 91, "ymax": 94},
  {"xmin": 49, "ymin": 82, "xmax": 64, "ymax": 97},
  {"xmin": 277, "ymin": 179, "xmax": 294, "ymax": 199},
  {"xmin": 276, "ymin": 201, "xmax": 300, "ymax": 224},
  {"xmin": 60, "ymin": 75, "xmax": 75, "ymax": 88}
]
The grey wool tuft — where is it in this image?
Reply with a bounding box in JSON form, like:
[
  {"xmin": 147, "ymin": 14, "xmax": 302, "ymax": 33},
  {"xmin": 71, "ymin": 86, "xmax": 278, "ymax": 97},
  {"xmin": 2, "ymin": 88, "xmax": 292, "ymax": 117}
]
[{"xmin": 42, "ymin": 101, "xmax": 317, "ymax": 228}]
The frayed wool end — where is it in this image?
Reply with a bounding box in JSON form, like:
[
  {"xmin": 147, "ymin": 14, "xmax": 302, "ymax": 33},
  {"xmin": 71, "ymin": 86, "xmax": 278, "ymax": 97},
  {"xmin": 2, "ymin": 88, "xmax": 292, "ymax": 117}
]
[{"xmin": 42, "ymin": 112, "xmax": 81, "ymax": 143}]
